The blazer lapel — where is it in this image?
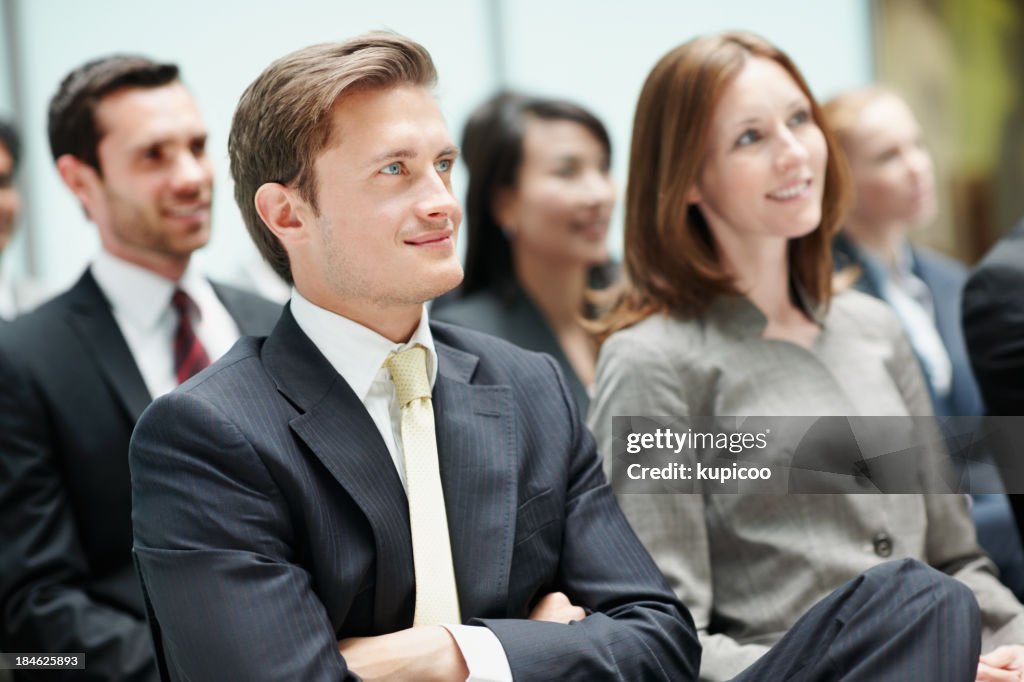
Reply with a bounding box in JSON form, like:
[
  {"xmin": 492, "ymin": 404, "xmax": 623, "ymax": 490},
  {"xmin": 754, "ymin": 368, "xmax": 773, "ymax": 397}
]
[
  {"xmin": 432, "ymin": 341, "xmax": 518, "ymax": 619},
  {"xmin": 262, "ymin": 308, "xmax": 414, "ymax": 631},
  {"xmin": 65, "ymin": 270, "xmax": 151, "ymax": 423},
  {"xmin": 212, "ymin": 281, "xmax": 282, "ymax": 336}
]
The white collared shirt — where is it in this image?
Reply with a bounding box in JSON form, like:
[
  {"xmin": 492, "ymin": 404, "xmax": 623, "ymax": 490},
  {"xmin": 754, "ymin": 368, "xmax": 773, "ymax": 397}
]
[
  {"xmin": 91, "ymin": 249, "xmax": 240, "ymax": 399},
  {"xmin": 290, "ymin": 289, "xmax": 512, "ymax": 682},
  {"xmin": 0, "ymin": 261, "xmax": 16, "ymax": 320}
]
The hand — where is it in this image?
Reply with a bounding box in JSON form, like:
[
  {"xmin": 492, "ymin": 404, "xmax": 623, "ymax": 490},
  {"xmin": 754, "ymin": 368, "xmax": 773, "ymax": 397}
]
[
  {"xmin": 529, "ymin": 591, "xmax": 586, "ymax": 624},
  {"xmin": 977, "ymin": 645, "xmax": 1024, "ymax": 681},
  {"xmin": 338, "ymin": 625, "xmax": 468, "ymax": 682}
]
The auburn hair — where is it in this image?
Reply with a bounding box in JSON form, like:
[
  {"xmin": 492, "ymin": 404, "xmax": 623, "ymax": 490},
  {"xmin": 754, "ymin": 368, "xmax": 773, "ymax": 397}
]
[{"xmin": 594, "ymin": 31, "xmax": 850, "ymax": 342}]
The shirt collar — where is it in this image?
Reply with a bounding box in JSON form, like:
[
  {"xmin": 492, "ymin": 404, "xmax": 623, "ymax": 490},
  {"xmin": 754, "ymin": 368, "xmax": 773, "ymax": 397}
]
[
  {"xmin": 702, "ymin": 279, "xmax": 825, "ymax": 339},
  {"xmin": 846, "ymin": 237, "xmax": 917, "ymax": 283},
  {"xmin": 290, "ymin": 288, "xmax": 437, "ymax": 402},
  {"xmin": 92, "ymin": 249, "xmax": 206, "ymax": 330}
]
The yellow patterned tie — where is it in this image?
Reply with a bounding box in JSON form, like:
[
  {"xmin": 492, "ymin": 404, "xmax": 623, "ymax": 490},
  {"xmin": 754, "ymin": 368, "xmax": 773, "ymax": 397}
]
[{"xmin": 384, "ymin": 345, "xmax": 462, "ymax": 625}]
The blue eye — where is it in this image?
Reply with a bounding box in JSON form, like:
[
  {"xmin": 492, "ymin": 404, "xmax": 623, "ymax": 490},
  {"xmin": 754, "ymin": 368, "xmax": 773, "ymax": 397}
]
[
  {"xmin": 435, "ymin": 159, "xmax": 452, "ymax": 172},
  {"xmin": 381, "ymin": 162, "xmax": 402, "ymax": 175},
  {"xmin": 736, "ymin": 130, "xmax": 760, "ymax": 147},
  {"xmin": 788, "ymin": 110, "xmax": 811, "ymax": 126}
]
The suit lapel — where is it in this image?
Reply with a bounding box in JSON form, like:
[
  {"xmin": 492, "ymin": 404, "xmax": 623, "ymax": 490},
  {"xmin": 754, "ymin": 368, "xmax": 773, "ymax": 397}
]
[
  {"xmin": 212, "ymin": 281, "xmax": 282, "ymax": 335},
  {"xmin": 432, "ymin": 341, "xmax": 518, "ymax": 619},
  {"xmin": 65, "ymin": 270, "xmax": 151, "ymax": 423},
  {"xmin": 263, "ymin": 311, "xmax": 519, "ymax": 624},
  {"xmin": 263, "ymin": 309, "xmax": 413, "ymax": 631}
]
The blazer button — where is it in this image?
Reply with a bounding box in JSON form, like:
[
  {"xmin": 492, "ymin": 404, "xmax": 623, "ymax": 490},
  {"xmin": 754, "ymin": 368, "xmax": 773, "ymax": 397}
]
[{"xmin": 873, "ymin": 532, "xmax": 893, "ymax": 558}]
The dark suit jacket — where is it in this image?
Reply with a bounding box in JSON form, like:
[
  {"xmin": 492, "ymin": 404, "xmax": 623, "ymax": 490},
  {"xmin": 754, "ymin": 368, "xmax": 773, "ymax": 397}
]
[
  {"xmin": 130, "ymin": 309, "xmax": 698, "ymax": 681},
  {"xmin": 833, "ymin": 234, "xmax": 984, "ymax": 417},
  {"xmin": 963, "ymin": 221, "xmax": 1024, "ymax": 417},
  {"xmin": 432, "ymin": 285, "xmax": 591, "ymax": 413},
  {"xmin": 431, "ymin": 265, "xmax": 618, "ymax": 415},
  {"xmin": 0, "ymin": 269, "xmax": 280, "ymax": 681}
]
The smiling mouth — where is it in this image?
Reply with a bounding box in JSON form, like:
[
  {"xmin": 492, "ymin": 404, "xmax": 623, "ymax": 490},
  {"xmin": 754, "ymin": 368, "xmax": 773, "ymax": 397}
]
[
  {"xmin": 405, "ymin": 230, "xmax": 453, "ymax": 247},
  {"xmin": 164, "ymin": 204, "xmax": 211, "ymax": 220},
  {"xmin": 767, "ymin": 179, "xmax": 812, "ymax": 201}
]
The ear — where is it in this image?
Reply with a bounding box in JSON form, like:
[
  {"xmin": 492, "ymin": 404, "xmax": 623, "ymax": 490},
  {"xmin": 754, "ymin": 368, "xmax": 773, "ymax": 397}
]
[
  {"xmin": 492, "ymin": 186, "xmax": 519, "ymax": 234},
  {"xmin": 55, "ymin": 154, "xmax": 101, "ymax": 217},
  {"xmin": 685, "ymin": 183, "xmax": 702, "ymax": 205},
  {"xmin": 254, "ymin": 182, "xmax": 308, "ymax": 245}
]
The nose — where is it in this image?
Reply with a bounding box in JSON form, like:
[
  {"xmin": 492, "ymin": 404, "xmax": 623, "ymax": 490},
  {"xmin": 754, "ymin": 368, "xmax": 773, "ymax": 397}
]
[
  {"xmin": 415, "ymin": 167, "xmax": 460, "ymax": 227},
  {"xmin": 171, "ymin": 149, "xmax": 212, "ymax": 194},
  {"xmin": 906, "ymin": 146, "xmax": 933, "ymax": 181},
  {"xmin": 774, "ymin": 126, "xmax": 810, "ymax": 173},
  {"xmin": 581, "ymin": 168, "xmax": 616, "ymax": 209}
]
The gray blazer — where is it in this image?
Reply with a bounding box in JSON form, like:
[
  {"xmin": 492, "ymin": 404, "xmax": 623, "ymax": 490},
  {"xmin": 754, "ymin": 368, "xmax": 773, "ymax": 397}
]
[{"xmin": 588, "ymin": 289, "xmax": 1024, "ymax": 681}]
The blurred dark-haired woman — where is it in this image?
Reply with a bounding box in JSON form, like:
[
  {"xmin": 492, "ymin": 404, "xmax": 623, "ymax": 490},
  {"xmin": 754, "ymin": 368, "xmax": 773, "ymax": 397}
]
[{"xmin": 432, "ymin": 92, "xmax": 616, "ymax": 412}]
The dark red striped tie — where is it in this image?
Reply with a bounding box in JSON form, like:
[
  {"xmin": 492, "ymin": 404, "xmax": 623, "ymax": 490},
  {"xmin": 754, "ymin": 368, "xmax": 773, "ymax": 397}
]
[{"xmin": 171, "ymin": 289, "xmax": 211, "ymax": 384}]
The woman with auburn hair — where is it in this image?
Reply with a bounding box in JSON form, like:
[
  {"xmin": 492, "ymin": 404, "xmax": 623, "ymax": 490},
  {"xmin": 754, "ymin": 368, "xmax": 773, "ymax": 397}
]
[
  {"xmin": 824, "ymin": 86, "xmax": 1024, "ymax": 600},
  {"xmin": 587, "ymin": 32, "xmax": 1024, "ymax": 681},
  {"xmin": 432, "ymin": 92, "xmax": 616, "ymax": 413}
]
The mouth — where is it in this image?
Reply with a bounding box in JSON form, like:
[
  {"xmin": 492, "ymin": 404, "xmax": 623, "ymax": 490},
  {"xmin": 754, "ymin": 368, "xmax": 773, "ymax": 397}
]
[
  {"xmin": 767, "ymin": 179, "xmax": 812, "ymax": 202},
  {"xmin": 911, "ymin": 184, "xmax": 934, "ymax": 202},
  {"xmin": 572, "ymin": 219, "xmax": 610, "ymax": 241},
  {"xmin": 404, "ymin": 228, "xmax": 454, "ymax": 249},
  {"xmin": 164, "ymin": 203, "xmax": 211, "ymax": 223}
]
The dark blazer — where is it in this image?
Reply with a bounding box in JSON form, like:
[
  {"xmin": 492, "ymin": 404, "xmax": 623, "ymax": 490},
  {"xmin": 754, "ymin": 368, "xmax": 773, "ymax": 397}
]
[
  {"xmin": 432, "ymin": 285, "xmax": 591, "ymax": 412},
  {"xmin": 0, "ymin": 269, "xmax": 280, "ymax": 682},
  {"xmin": 130, "ymin": 309, "xmax": 698, "ymax": 681},
  {"xmin": 833, "ymin": 234, "xmax": 984, "ymax": 417},
  {"xmin": 963, "ymin": 223, "xmax": 1024, "ymax": 543},
  {"xmin": 963, "ymin": 221, "xmax": 1024, "ymax": 417}
]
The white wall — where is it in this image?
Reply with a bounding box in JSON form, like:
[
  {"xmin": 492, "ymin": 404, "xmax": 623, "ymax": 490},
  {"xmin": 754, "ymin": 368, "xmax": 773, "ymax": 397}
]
[
  {"xmin": 7, "ymin": 0, "xmax": 873, "ymax": 290},
  {"xmin": 0, "ymin": 1, "xmax": 12, "ymax": 116}
]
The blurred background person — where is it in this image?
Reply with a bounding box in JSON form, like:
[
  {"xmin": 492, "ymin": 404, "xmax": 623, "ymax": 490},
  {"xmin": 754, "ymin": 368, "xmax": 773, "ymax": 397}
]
[
  {"xmin": 432, "ymin": 92, "xmax": 616, "ymax": 412},
  {"xmin": 963, "ymin": 219, "xmax": 1024, "ymax": 417},
  {"xmin": 588, "ymin": 32, "xmax": 1024, "ymax": 681},
  {"xmin": 964, "ymin": 221, "xmax": 1024, "ymax": 564},
  {"xmin": 0, "ymin": 55, "xmax": 280, "ymax": 681},
  {"xmin": 824, "ymin": 87, "xmax": 980, "ymax": 418},
  {"xmin": 0, "ymin": 120, "xmax": 46, "ymax": 320},
  {"xmin": 824, "ymin": 87, "xmax": 1024, "ymax": 599}
]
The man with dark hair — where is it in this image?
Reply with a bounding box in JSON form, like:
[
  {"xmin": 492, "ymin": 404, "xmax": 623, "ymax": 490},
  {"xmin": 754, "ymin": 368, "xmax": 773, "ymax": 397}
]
[
  {"xmin": 0, "ymin": 121, "xmax": 21, "ymax": 259},
  {"xmin": 130, "ymin": 33, "xmax": 700, "ymax": 681},
  {"xmin": 0, "ymin": 56, "xmax": 280, "ymax": 680},
  {"xmin": 0, "ymin": 119, "xmax": 44, "ymax": 319}
]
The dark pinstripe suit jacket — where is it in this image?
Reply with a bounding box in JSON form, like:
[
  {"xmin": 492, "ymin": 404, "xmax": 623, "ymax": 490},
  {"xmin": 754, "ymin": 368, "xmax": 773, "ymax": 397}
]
[{"xmin": 130, "ymin": 308, "xmax": 698, "ymax": 681}]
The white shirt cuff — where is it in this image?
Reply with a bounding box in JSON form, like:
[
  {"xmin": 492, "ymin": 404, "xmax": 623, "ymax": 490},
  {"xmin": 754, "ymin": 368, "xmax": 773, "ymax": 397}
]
[{"xmin": 441, "ymin": 623, "xmax": 513, "ymax": 682}]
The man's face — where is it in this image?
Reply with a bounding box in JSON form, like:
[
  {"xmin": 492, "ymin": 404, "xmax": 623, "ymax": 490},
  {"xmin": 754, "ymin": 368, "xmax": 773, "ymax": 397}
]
[
  {"xmin": 88, "ymin": 82, "xmax": 213, "ymax": 267},
  {"xmin": 297, "ymin": 84, "xmax": 463, "ymax": 314},
  {"xmin": 0, "ymin": 142, "xmax": 20, "ymax": 254}
]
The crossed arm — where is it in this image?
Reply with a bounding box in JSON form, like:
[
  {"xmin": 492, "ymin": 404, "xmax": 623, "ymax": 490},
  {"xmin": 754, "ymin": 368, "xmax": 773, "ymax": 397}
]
[{"xmin": 336, "ymin": 593, "xmax": 586, "ymax": 681}]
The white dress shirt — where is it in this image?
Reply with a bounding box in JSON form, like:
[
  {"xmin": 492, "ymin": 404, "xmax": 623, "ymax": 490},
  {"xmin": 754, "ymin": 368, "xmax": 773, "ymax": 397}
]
[
  {"xmin": 856, "ymin": 243, "xmax": 953, "ymax": 398},
  {"xmin": 0, "ymin": 261, "xmax": 18, "ymax": 320},
  {"xmin": 91, "ymin": 249, "xmax": 240, "ymax": 399},
  {"xmin": 0, "ymin": 261, "xmax": 48, "ymax": 320},
  {"xmin": 291, "ymin": 290, "xmax": 513, "ymax": 682}
]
